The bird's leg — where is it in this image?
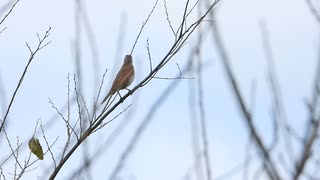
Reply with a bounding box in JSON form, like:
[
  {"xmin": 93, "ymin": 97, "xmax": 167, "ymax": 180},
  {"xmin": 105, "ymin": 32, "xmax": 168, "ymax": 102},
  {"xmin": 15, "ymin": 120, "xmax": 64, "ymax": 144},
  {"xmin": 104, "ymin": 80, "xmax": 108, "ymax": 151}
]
[{"xmin": 117, "ymin": 91, "xmax": 123, "ymax": 99}]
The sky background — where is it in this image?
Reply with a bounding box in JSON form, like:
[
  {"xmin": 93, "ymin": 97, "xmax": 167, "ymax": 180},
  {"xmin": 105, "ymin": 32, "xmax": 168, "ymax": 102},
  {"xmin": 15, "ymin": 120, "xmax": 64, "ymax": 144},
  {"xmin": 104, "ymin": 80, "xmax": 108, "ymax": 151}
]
[{"xmin": 0, "ymin": 0, "xmax": 319, "ymax": 179}]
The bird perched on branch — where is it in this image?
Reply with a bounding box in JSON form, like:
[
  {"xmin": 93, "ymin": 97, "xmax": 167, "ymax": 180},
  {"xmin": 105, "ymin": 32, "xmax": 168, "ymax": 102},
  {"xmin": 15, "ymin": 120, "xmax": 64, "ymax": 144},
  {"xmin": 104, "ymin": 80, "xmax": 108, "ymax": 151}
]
[{"xmin": 101, "ymin": 55, "xmax": 135, "ymax": 104}]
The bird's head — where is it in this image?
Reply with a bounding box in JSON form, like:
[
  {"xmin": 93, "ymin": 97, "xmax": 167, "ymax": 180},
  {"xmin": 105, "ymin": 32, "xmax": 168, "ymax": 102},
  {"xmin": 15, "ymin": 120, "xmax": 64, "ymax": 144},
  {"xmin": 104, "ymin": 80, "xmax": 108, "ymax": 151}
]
[{"xmin": 124, "ymin": 55, "xmax": 132, "ymax": 64}]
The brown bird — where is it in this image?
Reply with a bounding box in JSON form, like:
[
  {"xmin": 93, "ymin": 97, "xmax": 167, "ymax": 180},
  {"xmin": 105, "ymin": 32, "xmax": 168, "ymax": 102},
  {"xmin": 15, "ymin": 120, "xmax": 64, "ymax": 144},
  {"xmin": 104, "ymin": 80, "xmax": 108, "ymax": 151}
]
[{"xmin": 101, "ymin": 55, "xmax": 135, "ymax": 104}]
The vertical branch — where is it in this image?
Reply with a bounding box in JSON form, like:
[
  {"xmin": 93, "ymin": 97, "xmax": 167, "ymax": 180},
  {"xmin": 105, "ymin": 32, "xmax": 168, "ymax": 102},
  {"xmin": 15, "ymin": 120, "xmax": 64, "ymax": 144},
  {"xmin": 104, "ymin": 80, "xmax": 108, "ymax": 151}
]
[
  {"xmin": 188, "ymin": 50, "xmax": 203, "ymax": 180},
  {"xmin": 196, "ymin": 3, "xmax": 212, "ymax": 179},
  {"xmin": 73, "ymin": 0, "xmax": 91, "ymax": 178},
  {"xmin": 0, "ymin": 73, "xmax": 7, "ymax": 116},
  {"xmin": 293, "ymin": 33, "xmax": 320, "ymax": 180},
  {"xmin": 179, "ymin": 0, "xmax": 190, "ymax": 38},
  {"xmin": 185, "ymin": 39, "xmax": 211, "ymax": 180},
  {"xmin": 260, "ymin": 18, "xmax": 292, "ymax": 156},
  {"xmin": 80, "ymin": 0, "xmax": 100, "ymax": 90},
  {"xmin": 73, "ymin": 0, "xmax": 83, "ymax": 92},
  {"xmin": 243, "ymin": 141, "xmax": 253, "ymax": 179},
  {"xmin": 74, "ymin": 75, "xmax": 83, "ymax": 135}
]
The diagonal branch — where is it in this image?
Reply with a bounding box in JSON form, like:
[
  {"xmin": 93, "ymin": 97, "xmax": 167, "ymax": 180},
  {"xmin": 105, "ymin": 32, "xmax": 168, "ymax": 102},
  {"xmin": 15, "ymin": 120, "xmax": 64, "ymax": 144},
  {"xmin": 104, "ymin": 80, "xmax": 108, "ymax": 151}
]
[
  {"xmin": 48, "ymin": 1, "xmax": 220, "ymax": 179},
  {"xmin": 0, "ymin": 27, "xmax": 51, "ymax": 133},
  {"xmin": 207, "ymin": 6, "xmax": 281, "ymax": 180},
  {"xmin": 0, "ymin": 0, "xmax": 20, "ymax": 26},
  {"xmin": 305, "ymin": 0, "xmax": 320, "ymax": 24}
]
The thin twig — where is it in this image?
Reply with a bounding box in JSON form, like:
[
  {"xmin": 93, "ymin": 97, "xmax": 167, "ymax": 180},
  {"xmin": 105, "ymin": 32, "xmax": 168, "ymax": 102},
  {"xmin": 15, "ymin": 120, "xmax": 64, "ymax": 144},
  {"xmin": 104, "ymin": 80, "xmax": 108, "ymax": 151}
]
[
  {"xmin": 179, "ymin": 0, "xmax": 190, "ymax": 38},
  {"xmin": 73, "ymin": 74, "xmax": 83, "ymax": 135},
  {"xmin": 40, "ymin": 122, "xmax": 57, "ymax": 168},
  {"xmin": 0, "ymin": 27, "xmax": 51, "ymax": 133},
  {"xmin": 93, "ymin": 104, "xmax": 131, "ymax": 132},
  {"xmin": 163, "ymin": 0, "xmax": 176, "ymax": 37},
  {"xmin": 153, "ymin": 63, "xmax": 194, "ymax": 80},
  {"xmin": 146, "ymin": 38, "xmax": 153, "ymax": 72},
  {"xmin": 0, "ymin": 27, "xmax": 7, "ymax": 34},
  {"xmin": 93, "ymin": 68, "xmax": 108, "ymax": 122},
  {"xmin": 175, "ymin": 0, "xmax": 200, "ymax": 37},
  {"xmin": 130, "ymin": 0, "xmax": 159, "ymax": 55},
  {"xmin": 2, "ymin": 127, "xmax": 23, "ymax": 170},
  {"xmin": 48, "ymin": 98, "xmax": 77, "ymax": 139}
]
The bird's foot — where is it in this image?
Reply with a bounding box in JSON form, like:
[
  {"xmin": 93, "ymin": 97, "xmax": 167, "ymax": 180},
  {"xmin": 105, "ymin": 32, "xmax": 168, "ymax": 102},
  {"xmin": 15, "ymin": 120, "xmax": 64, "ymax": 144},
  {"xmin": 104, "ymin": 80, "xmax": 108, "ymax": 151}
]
[{"xmin": 117, "ymin": 92, "xmax": 123, "ymax": 99}]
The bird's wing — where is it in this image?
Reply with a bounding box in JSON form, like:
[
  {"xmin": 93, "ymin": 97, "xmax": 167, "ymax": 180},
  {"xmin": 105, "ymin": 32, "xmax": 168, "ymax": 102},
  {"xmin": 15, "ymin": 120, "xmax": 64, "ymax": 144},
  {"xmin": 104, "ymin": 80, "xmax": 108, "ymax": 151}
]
[{"xmin": 110, "ymin": 64, "xmax": 134, "ymax": 93}]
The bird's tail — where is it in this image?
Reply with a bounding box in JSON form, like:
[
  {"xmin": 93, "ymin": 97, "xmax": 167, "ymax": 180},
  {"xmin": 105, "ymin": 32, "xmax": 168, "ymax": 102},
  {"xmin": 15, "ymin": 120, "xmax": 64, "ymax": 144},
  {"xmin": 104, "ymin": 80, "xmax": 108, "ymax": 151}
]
[{"xmin": 101, "ymin": 94, "xmax": 110, "ymax": 105}]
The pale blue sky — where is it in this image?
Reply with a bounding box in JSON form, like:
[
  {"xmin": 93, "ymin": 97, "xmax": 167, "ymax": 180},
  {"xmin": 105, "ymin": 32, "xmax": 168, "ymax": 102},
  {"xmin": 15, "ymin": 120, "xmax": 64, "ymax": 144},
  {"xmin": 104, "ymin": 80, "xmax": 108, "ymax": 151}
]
[{"xmin": 0, "ymin": 0, "xmax": 318, "ymax": 179}]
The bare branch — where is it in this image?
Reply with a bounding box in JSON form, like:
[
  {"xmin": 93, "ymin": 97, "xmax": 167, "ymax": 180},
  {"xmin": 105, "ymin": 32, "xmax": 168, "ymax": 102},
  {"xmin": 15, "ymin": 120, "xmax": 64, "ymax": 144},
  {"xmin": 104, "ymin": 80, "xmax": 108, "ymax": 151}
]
[
  {"xmin": 179, "ymin": 0, "xmax": 190, "ymax": 37},
  {"xmin": 153, "ymin": 63, "xmax": 194, "ymax": 80},
  {"xmin": 305, "ymin": 0, "xmax": 320, "ymax": 24},
  {"xmin": 48, "ymin": 1, "xmax": 220, "ymax": 178},
  {"xmin": 93, "ymin": 104, "xmax": 131, "ymax": 133},
  {"xmin": 73, "ymin": 74, "xmax": 83, "ymax": 135},
  {"xmin": 175, "ymin": 0, "xmax": 200, "ymax": 37},
  {"xmin": 40, "ymin": 122, "xmax": 57, "ymax": 168},
  {"xmin": 146, "ymin": 38, "xmax": 153, "ymax": 72},
  {"xmin": 0, "ymin": 27, "xmax": 51, "ymax": 133},
  {"xmin": 0, "ymin": 27, "xmax": 7, "ymax": 34},
  {"xmin": 130, "ymin": 0, "xmax": 159, "ymax": 55},
  {"xmin": 195, "ymin": 14, "xmax": 212, "ymax": 179},
  {"xmin": 260, "ymin": 20, "xmax": 295, "ymax": 174},
  {"xmin": 163, "ymin": 0, "xmax": 176, "ymax": 37},
  {"xmin": 2, "ymin": 127, "xmax": 23, "ymax": 170},
  {"xmin": 293, "ymin": 31, "xmax": 320, "ymax": 180},
  {"xmin": 0, "ymin": 0, "xmax": 19, "ymax": 26}
]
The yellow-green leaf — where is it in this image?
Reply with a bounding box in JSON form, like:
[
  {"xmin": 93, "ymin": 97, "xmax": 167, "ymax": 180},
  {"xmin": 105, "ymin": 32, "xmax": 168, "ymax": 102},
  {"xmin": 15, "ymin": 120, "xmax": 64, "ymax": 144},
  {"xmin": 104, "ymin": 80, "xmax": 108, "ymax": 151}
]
[{"xmin": 28, "ymin": 137, "xmax": 44, "ymax": 160}]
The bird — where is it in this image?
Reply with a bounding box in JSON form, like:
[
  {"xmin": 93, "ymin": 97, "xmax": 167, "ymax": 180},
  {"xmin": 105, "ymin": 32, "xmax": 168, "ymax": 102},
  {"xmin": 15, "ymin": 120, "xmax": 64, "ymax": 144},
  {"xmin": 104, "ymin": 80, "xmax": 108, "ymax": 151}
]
[{"xmin": 101, "ymin": 54, "xmax": 135, "ymax": 104}]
